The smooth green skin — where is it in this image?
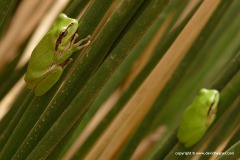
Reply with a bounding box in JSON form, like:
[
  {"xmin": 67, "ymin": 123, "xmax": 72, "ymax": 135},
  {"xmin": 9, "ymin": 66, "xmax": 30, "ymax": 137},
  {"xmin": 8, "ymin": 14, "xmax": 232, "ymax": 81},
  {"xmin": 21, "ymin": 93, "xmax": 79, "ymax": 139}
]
[
  {"xmin": 24, "ymin": 13, "xmax": 90, "ymax": 96},
  {"xmin": 177, "ymin": 88, "xmax": 220, "ymax": 148}
]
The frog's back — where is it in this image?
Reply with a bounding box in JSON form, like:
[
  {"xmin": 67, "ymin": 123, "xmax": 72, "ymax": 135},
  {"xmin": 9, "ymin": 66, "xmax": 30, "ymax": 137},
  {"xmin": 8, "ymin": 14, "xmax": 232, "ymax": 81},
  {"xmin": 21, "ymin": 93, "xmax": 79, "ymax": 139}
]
[{"xmin": 25, "ymin": 34, "xmax": 55, "ymax": 81}]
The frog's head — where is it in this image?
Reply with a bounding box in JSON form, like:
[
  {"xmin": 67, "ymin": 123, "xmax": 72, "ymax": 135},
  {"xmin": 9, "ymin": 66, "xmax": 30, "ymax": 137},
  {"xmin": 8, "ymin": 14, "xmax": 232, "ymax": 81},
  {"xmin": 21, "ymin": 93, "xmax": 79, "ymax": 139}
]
[
  {"xmin": 199, "ymin": 89, "xmax": 220, "ymax": 126},
  {"xmin": 54, "ymin": 13, "xmax": 79, "ymax": 52}
]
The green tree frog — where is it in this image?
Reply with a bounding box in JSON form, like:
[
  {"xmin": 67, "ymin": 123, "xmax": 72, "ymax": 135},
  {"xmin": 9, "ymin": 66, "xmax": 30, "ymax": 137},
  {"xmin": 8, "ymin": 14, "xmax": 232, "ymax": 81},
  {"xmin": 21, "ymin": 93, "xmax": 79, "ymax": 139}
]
[
  {"xmin": 177, "ymin": 88, "xmax": 220, "ymax": 148},
  {"xmin": 24, "ymin": 13, "xmax": 90, "ymax": 96}
]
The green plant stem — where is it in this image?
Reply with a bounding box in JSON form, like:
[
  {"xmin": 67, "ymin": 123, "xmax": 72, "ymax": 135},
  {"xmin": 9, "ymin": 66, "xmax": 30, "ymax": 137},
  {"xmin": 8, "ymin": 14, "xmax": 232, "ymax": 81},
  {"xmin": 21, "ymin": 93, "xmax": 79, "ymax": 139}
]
[
  {"xmin": 0, "ymin": 87, "xmax": 30, "ymax": 134},
  {"xmin": 65, "ymin": 0, "xmax": 90, "ymax": 18},
  {"xmin": 212, "ymin": 51, "xmax": 240, "ymax": 90},
  {"xmin": 0, "ymin": 0, "xmax": 18, "ymax": 38},
  {"xmin": 0, "ymin": 64, "xmax": 27, "ymax": 100},
  {"xmin": 0, "ymin": 91, "xmax": 34, "ymax": 151},
  {"xmin": 217, "ymin": 141, "xmax": 240, "ymax": 160}
]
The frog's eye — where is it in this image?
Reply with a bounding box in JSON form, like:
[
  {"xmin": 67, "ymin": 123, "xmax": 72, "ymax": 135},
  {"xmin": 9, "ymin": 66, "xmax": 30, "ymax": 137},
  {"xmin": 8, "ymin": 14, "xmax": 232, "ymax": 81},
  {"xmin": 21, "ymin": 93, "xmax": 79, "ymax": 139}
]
[{"xmin": 60, "ymin": 29, "xmax": 68, "ymax": 37}]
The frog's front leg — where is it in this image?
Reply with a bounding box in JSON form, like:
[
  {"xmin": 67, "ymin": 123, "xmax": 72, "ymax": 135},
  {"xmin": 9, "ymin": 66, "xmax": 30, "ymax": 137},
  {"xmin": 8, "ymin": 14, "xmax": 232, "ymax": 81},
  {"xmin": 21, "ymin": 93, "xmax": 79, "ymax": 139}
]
[{"xmin": 55, "ymin": 35, "xmax": 91, "ymax": 64}]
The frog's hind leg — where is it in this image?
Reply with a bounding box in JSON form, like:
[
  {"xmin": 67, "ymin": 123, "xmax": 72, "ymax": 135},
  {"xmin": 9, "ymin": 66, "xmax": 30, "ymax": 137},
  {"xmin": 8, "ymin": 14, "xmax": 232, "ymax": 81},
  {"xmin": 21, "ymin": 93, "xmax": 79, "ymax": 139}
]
[{"xmin": 34, "ymin": 66, "xmax": 63, "ymax": 96}]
